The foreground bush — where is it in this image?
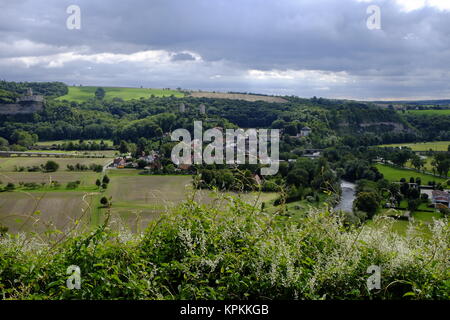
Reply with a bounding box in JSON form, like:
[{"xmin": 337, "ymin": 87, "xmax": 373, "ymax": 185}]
[{"xmin": 0, "ymin": 195, "xmax": 448, "ymax": 300}]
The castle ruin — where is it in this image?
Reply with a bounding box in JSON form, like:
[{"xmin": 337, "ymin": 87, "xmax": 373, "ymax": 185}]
[{"xmin": 0, "ymin": 88, "xmax": 44, "ymax": 115}]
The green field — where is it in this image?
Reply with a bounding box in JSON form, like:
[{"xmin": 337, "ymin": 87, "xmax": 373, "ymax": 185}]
[
  {"xmin": 366, "ymin": 207, "xmax": 445, "ymax": 239},
  {"xmin": 25, "ymin": 150, "xmax": 118, "ymax": 157},
  {"xmin": 57, "ymin": 86, "xmax": 184, "ymax": 102},
  {"xmin": 379, "ymin": 141, "xmax": 450, "ymax": 151},
  {"xmin": 375, "ymin": 164, "xmax": 448, "ymax": 184},
  {"xmin": 0, "ymin": 166, "xmax": 279, "ymax": 234},
  {"xmin": 36, "ymin": 139, "xmax": 114, "ymax": 147},
  {"xmin": 101, "ymin": 171, "xmax": 278, "ymax": 231},
  {"xmin": 406, "ymin": 109, "xmax": 450, "ymax": 116},
  {"xmin": 0, "ymin": 157, "xmax": 112, "ymax": 172},
  {"xmin": 0, "ymin": 191, "xmax": 99, "ymax": 233}
]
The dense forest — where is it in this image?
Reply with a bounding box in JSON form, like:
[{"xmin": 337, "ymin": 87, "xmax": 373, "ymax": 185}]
[
  {"xmin": 0, "ymin": 81, "xmax": 68, "ymax": 97},
  {"xmin": 0, "ymin": 81, "xmax": 443, "ymax": 146}
]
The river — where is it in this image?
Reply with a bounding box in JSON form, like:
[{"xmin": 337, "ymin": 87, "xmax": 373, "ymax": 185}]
[{"xmin": 334, "ymin": 180, "xmax": 356, "ymax": 213}]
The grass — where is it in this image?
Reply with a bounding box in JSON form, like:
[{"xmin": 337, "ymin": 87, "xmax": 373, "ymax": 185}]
[
  {"xmin": 375, "ymin": 163, "xmax": 447, "ymax": 184},
  {"xmin": 36, "ymin": 139, "xmax": 114, "ymax": 147},
  {"xmin": 264, "ymin": 193, "xmax": 330, "ymax": 221},
  {"xmin": 378, "ymin": 141, "xmax": 450, "ymax": 151},
  {"xmin": 2, "ymin": 193, "xmax": 448, "ymax": 300},
  {"xmin": 406, "ymin": 109, "xmax": 450, "ymax": 116},
  {"xmin": 26, "ymin": 149, "xmax": 118, "ymax": 157},
  {"xmin": 405, "ymin": 156, "xmax": 434, "ymax": 171},
  {"xmin": 0, "ymin": 157, "xmax": 113, "ymax": 172},
  {"xmin": 100, "ymin": 171, "xmax": 278, "ymax": 231},
  {"xmin": 367, "ymin": 209, "xmax": 444, "ymax": 239},
  {"xmin": 57, "ymin": 86, "xmax": 184, "ymax": 102},
  {"xmin": 0, "ymin": 191, "xmax": 99, "ymax": 233},
  {"xmin": 0, "ymin": 168, "xmax": 102, "ymax": 191}
]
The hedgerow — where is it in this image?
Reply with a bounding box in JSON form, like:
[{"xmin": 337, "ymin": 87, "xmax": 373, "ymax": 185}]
[{"xmin": 0, "ymin": 194, "xmax": 448, "ymax": 300}]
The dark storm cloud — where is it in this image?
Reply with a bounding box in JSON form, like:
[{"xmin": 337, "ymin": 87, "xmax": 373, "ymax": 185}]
[
  {"xmin": 171, "ymin": 53, "xmax": 196, "ymax": 61},
  {"xmin": 0, "ymin": 0, "xmax": 449, "ymax": 99}
]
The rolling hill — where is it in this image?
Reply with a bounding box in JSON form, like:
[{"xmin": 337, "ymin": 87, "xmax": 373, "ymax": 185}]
[{"xmin": 57, "ymin": 86, "xmax": 184, "ymax": 102}]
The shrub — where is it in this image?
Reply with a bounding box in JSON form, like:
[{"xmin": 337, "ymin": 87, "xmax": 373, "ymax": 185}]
[
  {"xmin": 102, "ymin": 175, "xmax": 110, "ymax": 184},
  {"xmin": 44, "ymin": 160, "xmax": 59, "ymax": 172},
  {"xmin": 66, "ymin": 181, "xmax": 79, "ymax": 189},
  {"xmin": 0, "ymin": 195, "xmax": 448, "ymax": 300},
  {"xmin": 100, "ymin": 196, "xmax": 109, "ymax": 207},
  {"xmin": 5, "ymin": 182, "xmax": 15, "ymax": 191}
]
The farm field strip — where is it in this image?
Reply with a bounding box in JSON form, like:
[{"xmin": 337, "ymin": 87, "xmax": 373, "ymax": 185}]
[
  {"xmin": 0, "ymin": 191, "xmax": 99, "ymax": 233},
  {"xmin": 36, "ymin": 139, "xmax": 114, "ymax": 146},
  {"xmin": 189, "ymin": 91, "xmax": 287, "ymax": 103},
  {"xmin": 57, "ymin": 86, "xmax": 183, "ymax": 102},
  {"xmin": 378, "ymin": 141, "xmax": 450, "ymax": 151},
  {"xmin": 375, "ymin": 164, "xmax": 448, "ymax": 184},
  {"xmin": 0, "ymin": 157, "xmax": 113, "ymax": 172},
  {"xmin": 406, "ymin": 109, "xmax": 450, "ymax": 116}
]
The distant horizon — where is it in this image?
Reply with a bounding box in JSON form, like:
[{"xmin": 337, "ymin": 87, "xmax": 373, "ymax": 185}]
[
  {"xmin": 2, "ymin": 1, "xmax": 450, "ymax": 101},
  {"xmin": 6, "ymin": 80, "xmax": 450, "ymax": 103}
]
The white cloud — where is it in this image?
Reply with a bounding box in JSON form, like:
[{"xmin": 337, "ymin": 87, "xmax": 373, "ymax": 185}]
[
  {"xmin": 1, "ymin": 49, "xmax": 203, "ymax": 69},
  {"xmin": 356, "ymin": 0, "xmax": 450, "ymax": 12},
  {"xmin": 246, "ymin": 69, "xmax": 351, "ymax": 83}
]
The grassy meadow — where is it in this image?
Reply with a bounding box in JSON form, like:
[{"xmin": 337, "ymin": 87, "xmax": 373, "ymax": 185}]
[
  {"xmin": 406, "ymin": 109, "xmax": 450, "ymax": 116},
  {"xmin": 100, "ymin": 170, "xmax": 278, "ymax": 231},
  {"xmin": 0, "ymin": 191, "xmax": 99, "ymax": 233},
  {"xmin": 0, "ymin": 164, "xmax": 279, "ymax": 233},
  {"xmin": 57, "ymin": 86, "xmax": 184, "ymax": 102},
  {"xmin": 36, "ymin": 139, "xmax": 114, "ymax": 147},
  {"xmin": 375, "ymin": 164, "xmax": 447, "ymax": 184},
  {"xmin": 0, "ymin": 157, "xmax": 113, "ymax": 172},
  {"xmin": 365, "ymin": 212, "xmax": 442, "ymax": 239},
  {"xmin": 378, "ymin": 141, "xmax": 450, "ymax": 151}
]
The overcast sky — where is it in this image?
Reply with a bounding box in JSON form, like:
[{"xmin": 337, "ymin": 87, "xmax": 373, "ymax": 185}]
[{"xmin": 1, "ymin": 0, "xmax": 449, "ymax": 100}]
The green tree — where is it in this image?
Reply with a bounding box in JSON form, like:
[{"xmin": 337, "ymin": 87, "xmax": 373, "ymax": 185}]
[
  {"xmin": 354, "ymin": 192, "xmax": 379, "ymax": 219},
  {"xmin": 119, "ymin": 140, "xmax": 129, "ymax": 154},
  {"xmin": 411, "ymin": 155, "xmax": 425, "ymax": 172},
  {"xmin": 95, "ymin": 87, "xmax": 105, "ymax": 100},
  {"xmin": 439, "ymin": 207, "xmax": 449, "ymax": 217},
  {"xmin": 137, "ymin": 160, "xmax": 147, "ymax": 169},
  {"xmin": 390, "ymin": 150, "xmax": 411, "ymax": 167},
  {"xmin": 102, "ymin": 175, "xmax": 110, "ymax": 184},
  {"xmin": 432, "ymin": 153, "xmax": 450, "ymax": 177},
  {"xmin": 0, "ymin": 137, "xmax": 9, "ymax": 150},
  {"xmin": 100, "ymin": 196, "xmax": 109, "ymax": 207},
  {"xmin": 10, "ymin": 130, "xmax": 37, "ymax": 148},
  {"xmin": 407, "ymin": 199, "xmax": 421, "ymax": 213},
  {"xmin": 44, "ymin": 160, "xmax": 59, "ymax": 172},
  {"xmin": 5, "ymin": 182, "xmax": 15, "ymax": 191},
  {"xmin": 95, "ymin": 179, "xmax": 101, "ymax": 188}
]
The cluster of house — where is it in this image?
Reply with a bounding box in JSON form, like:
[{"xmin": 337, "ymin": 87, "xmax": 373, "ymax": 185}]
[
  {"xmin": 386, "ymin": 181, "xmax": 450, "ymax": 210},
  {"xmin": 406, "ymin": 183, "xmax": 450, "ymax": 209},
  {"xmin": 112, "ymin": 151, "xmax": 162, "ymax": 170},
  {"xmin": 426, "ymin": 189, "xmax": 450, "ymax": 209}
]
